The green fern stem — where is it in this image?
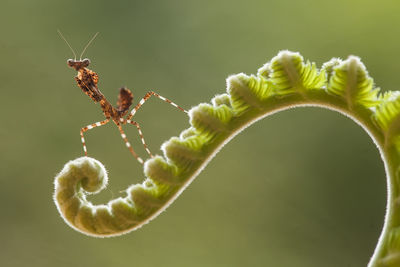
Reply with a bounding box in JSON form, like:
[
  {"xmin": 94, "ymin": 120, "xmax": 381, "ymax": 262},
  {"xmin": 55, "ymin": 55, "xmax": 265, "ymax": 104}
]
[{"xmin": 54, "ymin": 51, "xmax": 400, "ymax": 266}]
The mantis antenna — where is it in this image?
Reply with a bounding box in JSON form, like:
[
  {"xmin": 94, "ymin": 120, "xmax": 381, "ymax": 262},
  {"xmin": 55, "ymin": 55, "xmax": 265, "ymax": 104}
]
[
  {"xmin": 79, "ymin": 32, "xmax": 99, "ymax": 60},
  {"xmin": 57, "ymin": 29, "xmax": 77, "ymax": 60}
]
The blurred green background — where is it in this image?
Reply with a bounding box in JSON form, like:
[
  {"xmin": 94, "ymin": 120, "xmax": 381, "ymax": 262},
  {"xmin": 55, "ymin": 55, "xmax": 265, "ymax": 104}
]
[{"xmin": 0, "ymin": 0, "xmax": 397, "ymax": 266}]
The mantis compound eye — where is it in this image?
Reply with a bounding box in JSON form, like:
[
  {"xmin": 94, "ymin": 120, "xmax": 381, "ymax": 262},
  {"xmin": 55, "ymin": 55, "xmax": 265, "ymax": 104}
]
[
  {"xmin": 67, "ymin": 59, "xmax": 74, "ymax": 67},
  {"xmin": 82, "ymin": 58, "xmax": 90, "ymax": 67}
]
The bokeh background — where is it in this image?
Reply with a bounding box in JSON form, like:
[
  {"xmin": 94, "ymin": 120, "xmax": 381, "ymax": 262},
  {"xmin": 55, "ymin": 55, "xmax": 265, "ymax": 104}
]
[{"xmin": 1, "ymin": 0, "xmax": 398, "ymax": 266}]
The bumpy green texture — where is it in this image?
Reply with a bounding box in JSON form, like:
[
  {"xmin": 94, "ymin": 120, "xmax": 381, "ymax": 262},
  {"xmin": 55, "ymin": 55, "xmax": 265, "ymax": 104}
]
[{"xmin": 54, "ymin": 51, "xmax": 400, "ymax": 266}]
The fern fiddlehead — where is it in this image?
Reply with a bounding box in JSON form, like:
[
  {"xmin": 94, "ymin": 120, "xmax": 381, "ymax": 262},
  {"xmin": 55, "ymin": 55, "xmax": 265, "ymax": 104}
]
[{"xmin": 54, "ymin": 51, "xmax": 400, "ymax": 266}]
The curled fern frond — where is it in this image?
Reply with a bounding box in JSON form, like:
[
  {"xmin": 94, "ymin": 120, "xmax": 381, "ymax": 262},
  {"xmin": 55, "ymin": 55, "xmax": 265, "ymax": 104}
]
[
  {"xmin": 228, "ymin": 73, "xmax": 265, "ymax": 114},
  {"xmin": 269, "ymin": 50, "xmax": 326, "ymax": 95},
  {"xmin": 55, "ymin": 51, "xmax": 400, "ymax": 267},
  {"xmin": 327, "ymin": 56, "xmax": 380, "ymax": 109},
  {"xmin": 189, "ymin": 103, "xmax": 233, "ymax": 138},
  {"xmin": 321, "ymin": 57, "xmax": 342, "ymax": 81},
  {"xmin": 375, "ymin": 91, "xmax": 400, "ymax": 131}
]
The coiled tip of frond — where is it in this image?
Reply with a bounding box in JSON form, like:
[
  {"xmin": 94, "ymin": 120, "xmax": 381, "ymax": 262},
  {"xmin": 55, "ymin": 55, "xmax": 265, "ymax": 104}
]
[
  {"xmin": 54, "ymin": 157, "xmax": 107, "ymax": 196},
  {"xmin": 54, "ymin": 51, "xmax": 400, "ymax": 266}
]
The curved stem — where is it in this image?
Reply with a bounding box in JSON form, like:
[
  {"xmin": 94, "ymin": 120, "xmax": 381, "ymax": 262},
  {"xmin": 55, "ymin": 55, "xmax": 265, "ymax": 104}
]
[{"xmin": 54, "ymin": 51, "xmax": 400, "ymax": 266}]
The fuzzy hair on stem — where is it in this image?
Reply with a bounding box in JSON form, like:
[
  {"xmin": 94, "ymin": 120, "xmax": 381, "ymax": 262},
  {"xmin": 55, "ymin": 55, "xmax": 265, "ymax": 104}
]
[{"xmin": 54, "ymin": 51, "xmax": 400, "ymax": 266}]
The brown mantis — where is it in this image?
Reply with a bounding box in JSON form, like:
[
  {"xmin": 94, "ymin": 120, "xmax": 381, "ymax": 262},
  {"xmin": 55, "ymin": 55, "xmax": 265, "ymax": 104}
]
[{"xmin": 58, "ymin": 31, "xmax": 188, "ymax": 164}]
